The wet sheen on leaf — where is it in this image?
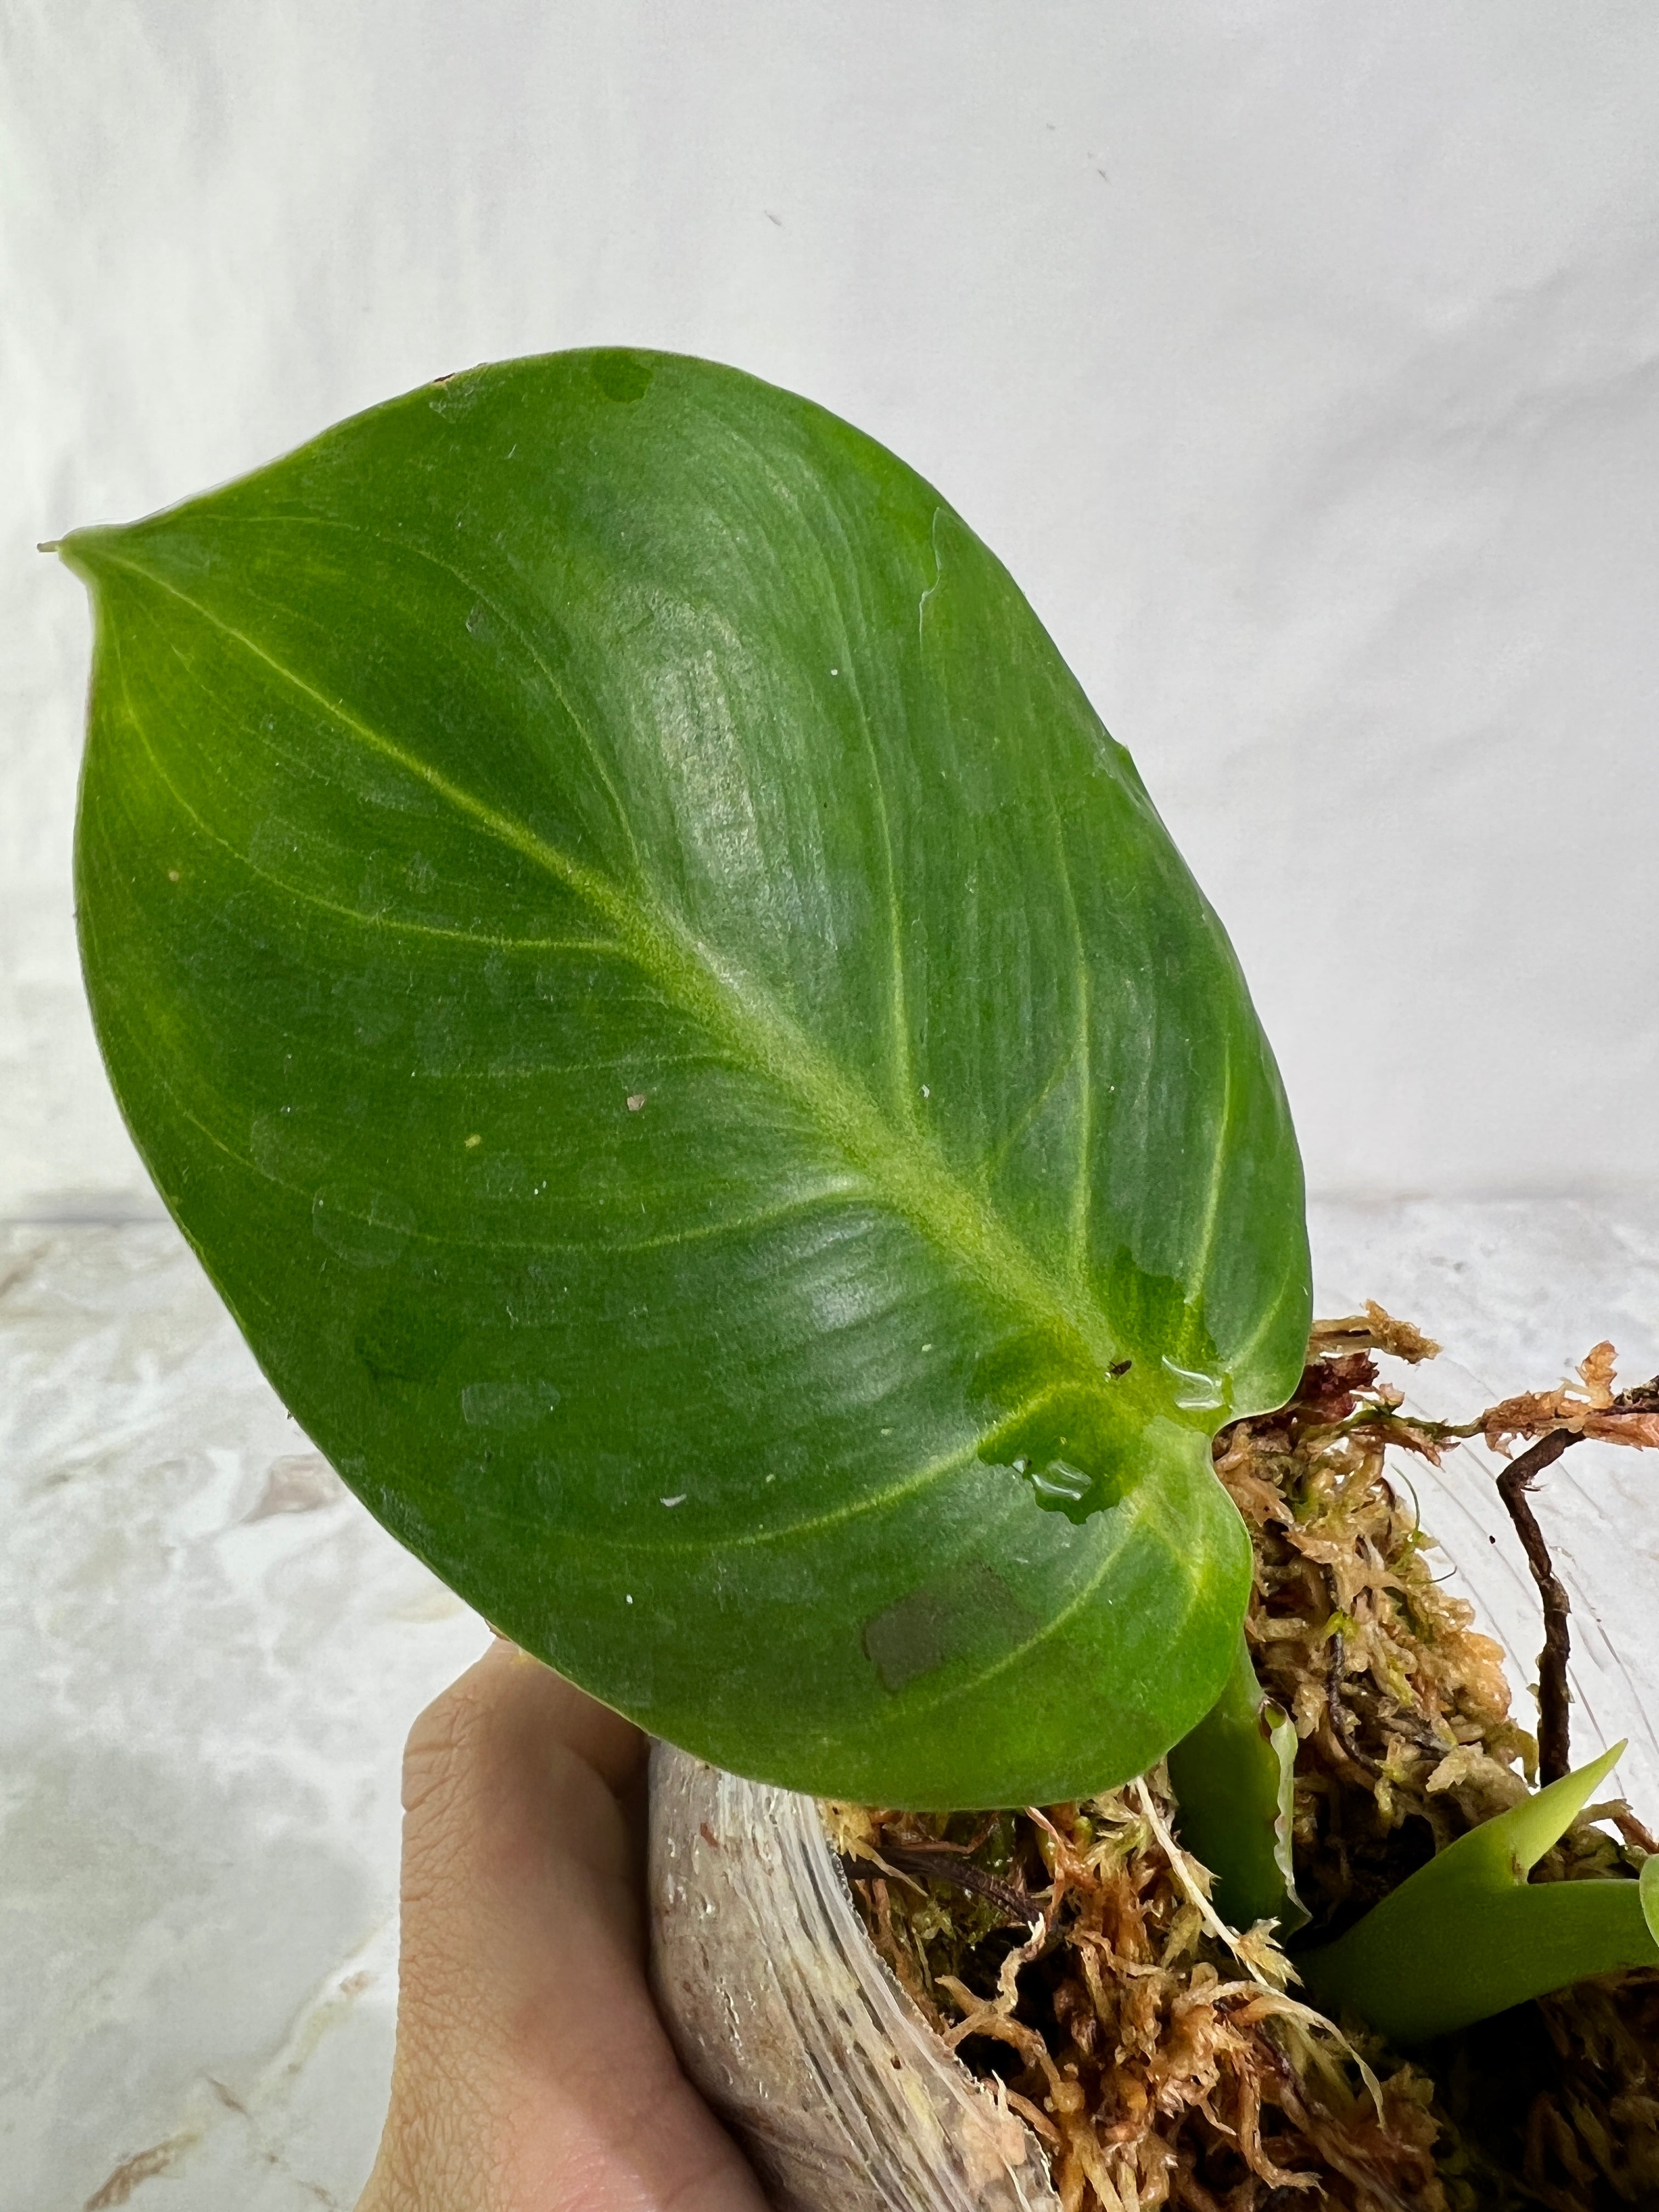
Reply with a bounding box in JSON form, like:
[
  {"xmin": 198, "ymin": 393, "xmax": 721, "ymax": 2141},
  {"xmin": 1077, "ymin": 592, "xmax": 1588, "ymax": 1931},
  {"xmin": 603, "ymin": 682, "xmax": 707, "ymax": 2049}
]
[{"xmin": 66, "ymin": 350, "xmax": 1310, "ymax": 1805}]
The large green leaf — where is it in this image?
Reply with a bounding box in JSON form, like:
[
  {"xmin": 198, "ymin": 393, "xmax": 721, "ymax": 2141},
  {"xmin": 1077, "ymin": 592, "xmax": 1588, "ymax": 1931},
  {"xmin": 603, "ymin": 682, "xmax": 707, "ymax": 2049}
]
[{"xmin": 65, "ymin": 349, "xmax": 1309, "ymax": 1806}]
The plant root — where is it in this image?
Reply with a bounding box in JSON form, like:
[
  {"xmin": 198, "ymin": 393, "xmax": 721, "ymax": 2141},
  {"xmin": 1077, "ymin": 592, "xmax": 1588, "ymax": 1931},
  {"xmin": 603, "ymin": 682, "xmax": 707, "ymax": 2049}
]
[{"xmin": 1494, "ymin": 1427, "xmax": 1580, "ymax": 1787}]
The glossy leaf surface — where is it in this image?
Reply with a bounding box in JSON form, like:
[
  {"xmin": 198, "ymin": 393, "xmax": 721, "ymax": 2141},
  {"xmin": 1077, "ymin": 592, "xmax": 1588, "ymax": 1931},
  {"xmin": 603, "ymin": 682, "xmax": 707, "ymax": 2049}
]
[{"xmin": 67, "ymin": 350, "xmax": 1310, "ymax": 1804}]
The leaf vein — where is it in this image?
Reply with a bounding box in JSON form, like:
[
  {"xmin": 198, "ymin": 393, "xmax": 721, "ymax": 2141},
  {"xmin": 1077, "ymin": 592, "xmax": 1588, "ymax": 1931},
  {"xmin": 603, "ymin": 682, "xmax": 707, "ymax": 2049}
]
[
  {"xmin": 208, "ymin": 510, "xmax": 651, "ymax": 882},
  {"xmin": 97, "ymin": 551, "xmax": 1129, "ymax": 1375}
]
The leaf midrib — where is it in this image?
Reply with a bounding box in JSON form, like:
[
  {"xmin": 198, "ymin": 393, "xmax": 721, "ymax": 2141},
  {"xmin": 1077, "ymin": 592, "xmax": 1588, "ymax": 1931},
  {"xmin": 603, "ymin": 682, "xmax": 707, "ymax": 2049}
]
[{"xmin": 88, "ymin": 540, "xmax": 1127, "ymax": 1376}]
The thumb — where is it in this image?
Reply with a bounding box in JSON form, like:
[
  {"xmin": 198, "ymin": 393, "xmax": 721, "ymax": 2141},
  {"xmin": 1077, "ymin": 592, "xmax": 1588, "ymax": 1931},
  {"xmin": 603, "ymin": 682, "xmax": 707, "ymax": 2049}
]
[{"xmin": 357, "ymin": 1639, "xmax": 766, "ymax": 2212}]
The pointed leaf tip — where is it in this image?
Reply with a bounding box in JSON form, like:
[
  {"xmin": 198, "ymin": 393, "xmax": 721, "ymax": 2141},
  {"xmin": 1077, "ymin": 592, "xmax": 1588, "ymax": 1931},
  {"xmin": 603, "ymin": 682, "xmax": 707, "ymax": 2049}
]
[
  {"xmin": 1297, "ymin": 1740, "xmax": 1649, "ymax": 2042},
  {"xmin": 1501, "ymin": 1739, "xmax": 1627, "ymax": 1877},
  {"xmin": 53, "ymin": 526, "xmax": 126, "ymax": 585}
]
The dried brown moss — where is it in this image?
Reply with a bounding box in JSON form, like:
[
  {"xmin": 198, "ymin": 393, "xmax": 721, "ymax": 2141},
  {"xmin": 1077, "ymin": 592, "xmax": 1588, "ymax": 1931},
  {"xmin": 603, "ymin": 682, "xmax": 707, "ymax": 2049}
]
[
  {"xmin": 834, "ymin": 1774, "xmax": 1442, "ymax": 2210},
  {"xmin": 836, "ymin": 1313, "xmax": 1659, "ymax": 2211}
]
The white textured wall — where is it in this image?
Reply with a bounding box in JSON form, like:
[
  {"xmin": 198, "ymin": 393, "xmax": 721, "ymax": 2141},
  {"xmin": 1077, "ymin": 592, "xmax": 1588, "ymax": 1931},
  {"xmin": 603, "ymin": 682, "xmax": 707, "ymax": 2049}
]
[{"xmin": 7, "ymin": 2, "xmax": 1658, "ymax": 1215}]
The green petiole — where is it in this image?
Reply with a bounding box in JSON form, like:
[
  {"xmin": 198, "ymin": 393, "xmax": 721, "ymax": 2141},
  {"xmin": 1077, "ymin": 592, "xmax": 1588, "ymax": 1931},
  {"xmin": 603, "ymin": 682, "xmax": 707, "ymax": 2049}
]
[{"xmin": 1166, "ymin": 1631, "xmax": 1307, "ymax": 1936}]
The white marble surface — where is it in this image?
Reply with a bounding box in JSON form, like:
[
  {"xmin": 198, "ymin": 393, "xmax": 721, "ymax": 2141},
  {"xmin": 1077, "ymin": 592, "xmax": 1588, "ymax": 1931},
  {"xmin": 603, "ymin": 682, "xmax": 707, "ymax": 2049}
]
[
  {"xmin": 1, "ymin": 1225, "xmax": 489, "ymax": 2212},
  {"xmin": 5, "ymin": 1198, "xmax": 1659, "ymax": 2210}
]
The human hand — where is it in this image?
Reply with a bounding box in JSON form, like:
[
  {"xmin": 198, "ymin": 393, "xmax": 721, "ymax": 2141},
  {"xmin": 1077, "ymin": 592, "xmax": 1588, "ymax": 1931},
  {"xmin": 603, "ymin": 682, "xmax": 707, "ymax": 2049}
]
[{"xmin": 356, "ymin": 1637, "xmax": 770, "ymax": 2212}]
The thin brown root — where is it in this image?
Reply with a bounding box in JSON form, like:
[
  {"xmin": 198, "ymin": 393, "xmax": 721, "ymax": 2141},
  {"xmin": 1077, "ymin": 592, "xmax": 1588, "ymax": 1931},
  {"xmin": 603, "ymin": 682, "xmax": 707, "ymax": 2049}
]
[{"xmin": 1494, "ymin": 1425, "xmax": 1581, "ymax": 1785}]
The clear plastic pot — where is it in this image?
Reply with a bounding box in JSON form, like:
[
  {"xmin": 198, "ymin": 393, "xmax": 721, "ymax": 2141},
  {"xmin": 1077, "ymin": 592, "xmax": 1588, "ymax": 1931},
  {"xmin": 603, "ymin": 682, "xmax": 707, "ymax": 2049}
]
[{"xmin": 647, "ymin": 1378, "xmax": 1659, "ymax": 2212}]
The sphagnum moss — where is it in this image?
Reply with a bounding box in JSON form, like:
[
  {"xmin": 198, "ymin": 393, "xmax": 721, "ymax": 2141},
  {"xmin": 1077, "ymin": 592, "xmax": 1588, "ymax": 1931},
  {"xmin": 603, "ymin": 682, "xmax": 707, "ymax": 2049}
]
[{"xmin": 836, "ymin": 1313, "xmax": 1659, "ymax": 2211}]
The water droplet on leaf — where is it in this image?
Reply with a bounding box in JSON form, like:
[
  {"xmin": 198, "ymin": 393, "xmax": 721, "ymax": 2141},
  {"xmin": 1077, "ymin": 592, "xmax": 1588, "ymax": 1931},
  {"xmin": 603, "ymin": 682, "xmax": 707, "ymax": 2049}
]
[{"xmin": 1161, "ymin": 1356, "xmax": 1225, "ymax": 1411}]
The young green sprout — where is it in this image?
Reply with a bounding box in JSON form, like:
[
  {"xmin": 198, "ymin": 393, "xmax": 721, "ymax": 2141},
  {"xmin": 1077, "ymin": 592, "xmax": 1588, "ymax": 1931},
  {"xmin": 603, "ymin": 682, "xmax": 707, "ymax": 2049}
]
[
  {"xmin": 1298, "ymin": 1739, "xmax": 1659, "ymax": 2044},
  {"xmin": 1166, "ymin": 1631, "xmax": 1307, "ymax": 1936}
]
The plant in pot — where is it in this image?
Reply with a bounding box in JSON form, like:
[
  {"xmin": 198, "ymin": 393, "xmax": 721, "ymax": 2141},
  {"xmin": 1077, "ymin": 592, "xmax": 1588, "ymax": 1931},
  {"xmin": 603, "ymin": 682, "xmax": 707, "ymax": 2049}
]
[{"xmin": 55, "ymin": 349, "xmax": 1659, "ymax": 2209}]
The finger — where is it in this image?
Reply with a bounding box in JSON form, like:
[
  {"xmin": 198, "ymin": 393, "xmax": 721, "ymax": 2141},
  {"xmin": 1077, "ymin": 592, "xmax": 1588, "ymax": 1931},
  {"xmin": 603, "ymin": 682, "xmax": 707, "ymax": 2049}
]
[
  {"xmin": 362, "ymin": 1643, "xmax": 768, "ymax": 2212},
  {"xmin": 473, "ymin": 1632, "xmax": 645, "ymax": 1796},
  {"xmin": 401, "ymin": 1639, "xmax": 647, "ymax": 1905}
]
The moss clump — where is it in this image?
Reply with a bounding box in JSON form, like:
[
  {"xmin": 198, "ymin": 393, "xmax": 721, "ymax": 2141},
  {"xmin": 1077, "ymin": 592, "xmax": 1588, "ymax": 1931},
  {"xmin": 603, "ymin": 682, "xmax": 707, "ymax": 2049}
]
[{"xmin": 834, "ymin": 1313, "xmax": 1659, "ymax": 2211}]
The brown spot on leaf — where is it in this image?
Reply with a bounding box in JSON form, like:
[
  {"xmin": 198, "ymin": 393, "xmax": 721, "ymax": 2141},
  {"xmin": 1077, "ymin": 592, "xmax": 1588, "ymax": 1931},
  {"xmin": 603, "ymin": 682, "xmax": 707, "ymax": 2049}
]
[{"xmin": 861, "ymin": 1565, "xmax": 1039, "ymax": 1692}]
